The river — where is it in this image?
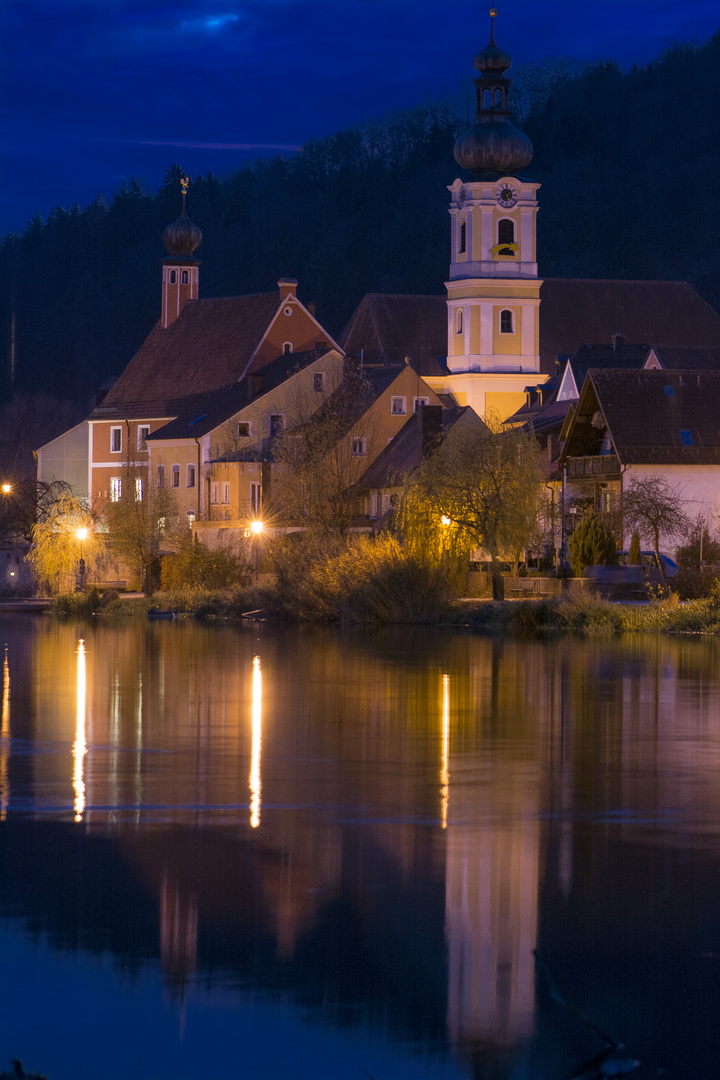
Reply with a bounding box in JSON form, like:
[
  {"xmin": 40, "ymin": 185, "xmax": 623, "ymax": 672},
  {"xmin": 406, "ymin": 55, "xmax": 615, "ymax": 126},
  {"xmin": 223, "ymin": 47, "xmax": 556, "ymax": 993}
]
[{"xmin": 0, "ymin": 615, "xmax": 719, "ymax": 1078}]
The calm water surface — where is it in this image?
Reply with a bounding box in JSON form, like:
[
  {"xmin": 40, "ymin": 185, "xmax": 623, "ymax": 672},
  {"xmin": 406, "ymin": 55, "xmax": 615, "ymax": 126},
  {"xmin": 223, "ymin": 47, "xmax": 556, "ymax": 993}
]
[{"xmin": 1, "ymin": 616, "xmax": 720, "ymax": 1079}]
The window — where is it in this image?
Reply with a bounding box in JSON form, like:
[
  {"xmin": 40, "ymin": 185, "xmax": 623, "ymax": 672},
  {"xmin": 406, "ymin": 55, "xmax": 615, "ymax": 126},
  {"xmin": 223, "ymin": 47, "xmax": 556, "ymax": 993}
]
[
  {"xmin": 137, "ymin": 425, "xmax": 150, "ymax": 451},
  {"xmin": 158, "ymin": 516, "xmax": 166, "ymax": 533},
  {"xmin": 171, "ymin": 464, "xmax": 180, "ymax": 488},
  {"xmin": 456, "ymin": 309, "xmax": 463, "ymax": 335},
  {"xmin": 283, "ymin": 342, "xmax": 293, "ymax": 355},
  {"xmin": 157, "ymin": 464, "xmax": 166, "ymax": 488},
  {"xmin": 497, "ymin": 219, "xmax": 515, "ymax": 255},
  {"xmin": 500, "ymin": 309, "xmax": 514, "ymax": 334},
  {"xmin": 110, "ymin": 477, "xmax": 121, "ymax": 502},
  {"xmin": 313, "ymin": 372, "xmax": 326, "ymax": 393},
  {"xmin": 181, "ymin": 270, "xmax": 189, "ymax": 284},
  {"xmin": 679, "ymin": 429, "xmax": 695, "ymax": 446},
  {"xmin": 391, "ymin": 396, "xmax": 407, "ymax": 415},
  {"xmin": 110, "ymin": 426, "xmax": 122, "ymax": 453},
  {"xmin": 459, "ymin": 220, "xmax": 466, "ymax": 254},
  {"xmin": 221, "ymin": 482, "xmax": 230, "ymax": 504},
  {"xmin": 169, "ymin": 270, "xmax": 177, "ymax": 284},
  {"xmin": 270, "ymin": 414, "xmax": 285, "ymax": 437},
  {"xmin": 414, "ymin": 396, "xmax": 430, "ymax": 412},
  {"xmin": 211, "ymin": 482, "xmax": 219, "ymax": 505},
  {"xmin": 663, "ymin": 385, "xmax": 674, "ymax": 397},
  {"xmin": 135, "ymin": 477, "xmax": 143, "ymax": 501},
  {"xmin": 187, "ymin": 511, "xmax": 196, "ymax": 525},
  {"xmin": 250, "ymin": 482, "xmax": 261, "ymax": 514},
  {"xmin": 186, "ymin": 464, "xmax": 196, "ymax": 488},
  {"xmin": 237, "ymin": 421, "xmax": 252, "ymax": 438},
  {"xmin": 352, "ymin": 437, "xmax": 368, "ymax": 456}
]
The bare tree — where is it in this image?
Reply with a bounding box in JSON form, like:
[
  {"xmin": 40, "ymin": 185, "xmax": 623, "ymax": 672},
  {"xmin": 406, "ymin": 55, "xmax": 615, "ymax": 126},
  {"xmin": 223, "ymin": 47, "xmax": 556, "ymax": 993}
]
[{"xmin": 622, "ymin": 475, "xmax": 690, "ymax": 582}]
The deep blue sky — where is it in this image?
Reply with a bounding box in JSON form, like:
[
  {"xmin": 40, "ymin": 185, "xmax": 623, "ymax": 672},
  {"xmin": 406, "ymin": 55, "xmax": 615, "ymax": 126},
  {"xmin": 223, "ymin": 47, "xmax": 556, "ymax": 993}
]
[{"xmin": 2, "ymin": 0, "xmax": 718, "ymax": 234}]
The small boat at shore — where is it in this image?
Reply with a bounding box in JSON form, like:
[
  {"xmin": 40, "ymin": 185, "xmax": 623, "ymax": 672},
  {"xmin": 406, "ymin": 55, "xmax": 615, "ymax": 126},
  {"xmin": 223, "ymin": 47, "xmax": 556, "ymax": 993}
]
[{"xmin": 147, "ymin": 608, "xmax": 177, "ymax": 620}]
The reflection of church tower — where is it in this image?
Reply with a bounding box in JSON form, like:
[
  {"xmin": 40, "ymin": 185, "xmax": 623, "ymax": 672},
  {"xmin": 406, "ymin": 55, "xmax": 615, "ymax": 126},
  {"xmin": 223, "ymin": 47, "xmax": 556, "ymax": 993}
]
[
  {"xmin": 443, "ymin": 8, "xmax": 544, "ymax": 421},
  {"xmin": 161, "ymin": 178, "xmax": 202, "ymax": 328}
]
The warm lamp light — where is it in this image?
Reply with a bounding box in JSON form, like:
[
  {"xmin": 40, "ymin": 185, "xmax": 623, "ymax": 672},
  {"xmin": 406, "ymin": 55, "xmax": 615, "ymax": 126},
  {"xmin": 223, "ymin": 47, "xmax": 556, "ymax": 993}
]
[
  {"xmin": 441, "ymin": 515, "xmax": 452, "ymax": 526},
  {"xmin": 250, "ymin": 520, "xmax": 264, "ymax": 534},
  {"xmin": 76, "ymin": 527, "xmax": 89, "ymax": 541},
  {"xmin": 1, "ymin": 484, "xmax": 11, "ymax": 494}
]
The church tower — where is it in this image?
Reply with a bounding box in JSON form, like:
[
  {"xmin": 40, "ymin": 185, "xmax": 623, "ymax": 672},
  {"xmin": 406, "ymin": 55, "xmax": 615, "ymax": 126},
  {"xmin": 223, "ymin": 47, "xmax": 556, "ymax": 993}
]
[
  {"xmin": 444, "ymin": 8, "xmax": 544, "ymax": 420},
  {"xmin": 161, "ymin": 178, "xmax": 202, "ymax": 328}
]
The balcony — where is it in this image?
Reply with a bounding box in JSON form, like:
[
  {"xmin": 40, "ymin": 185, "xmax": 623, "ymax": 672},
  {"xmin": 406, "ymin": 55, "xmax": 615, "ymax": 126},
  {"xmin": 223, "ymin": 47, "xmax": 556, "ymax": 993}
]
[{"xmin": 566, "ymin": 454, "xmax": 620, "ymax": 477}]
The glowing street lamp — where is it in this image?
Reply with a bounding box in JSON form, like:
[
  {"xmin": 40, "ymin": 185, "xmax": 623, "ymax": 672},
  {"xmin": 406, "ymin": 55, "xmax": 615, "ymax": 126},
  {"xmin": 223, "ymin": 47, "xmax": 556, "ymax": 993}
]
[
  {"xmin": 250, "ymin": 519, "xmax": 263, "ymax": 581},
  {"xmin": 1, "ymin": 484, "xmax": 11, "ymax": 495},
  {"xmin": 76, "ymin": 526, "xmax": 89, "ymax": 591}
]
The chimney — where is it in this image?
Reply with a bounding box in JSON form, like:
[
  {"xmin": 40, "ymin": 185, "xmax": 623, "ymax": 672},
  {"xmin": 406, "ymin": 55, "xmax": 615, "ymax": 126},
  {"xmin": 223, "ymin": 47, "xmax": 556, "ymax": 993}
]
[
  {"xmin": 418, "ymin": 404, "xmax": 444, "ymax": 455},
  {"xmin": 611, "ymin": 332, "xmax": 626, "ymax": 352},
  {"xmin": 278, "ymin": 278, "xmax": 298, "ymax": 300}
]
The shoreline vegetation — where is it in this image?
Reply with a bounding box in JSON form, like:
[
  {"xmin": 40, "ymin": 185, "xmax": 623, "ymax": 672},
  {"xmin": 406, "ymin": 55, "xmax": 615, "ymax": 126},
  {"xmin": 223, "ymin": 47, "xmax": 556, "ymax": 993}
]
[{"xmin": 48, "ymin": 581, "xmax": 720, "ymax": 636}]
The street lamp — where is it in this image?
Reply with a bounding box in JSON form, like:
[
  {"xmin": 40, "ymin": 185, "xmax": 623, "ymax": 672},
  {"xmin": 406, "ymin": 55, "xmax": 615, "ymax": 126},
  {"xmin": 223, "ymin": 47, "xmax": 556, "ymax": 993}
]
[
  {"xmin": 76, "ymin": 526, "xmax": 88, "ymax": 591},
  {"xmin": 250, "ymin": 519, "xmax": 263, "ymax": 582},
  {"xmin": 1, "ymin": 484, "xmax": 11, "ymax": 495}
]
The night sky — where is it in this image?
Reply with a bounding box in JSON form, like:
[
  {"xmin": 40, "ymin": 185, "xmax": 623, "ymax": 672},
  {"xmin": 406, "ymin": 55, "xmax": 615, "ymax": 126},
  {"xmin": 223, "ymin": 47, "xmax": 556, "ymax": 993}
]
[{"xmin": 2, "ymin": 0, "xmax": 718, "ymax": 233}]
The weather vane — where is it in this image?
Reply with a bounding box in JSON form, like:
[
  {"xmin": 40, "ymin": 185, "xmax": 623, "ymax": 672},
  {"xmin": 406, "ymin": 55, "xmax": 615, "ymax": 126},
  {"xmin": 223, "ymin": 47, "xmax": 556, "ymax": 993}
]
[{"xmin": 181, "ymin": 176, "xmax": 190, "ymax": 194}]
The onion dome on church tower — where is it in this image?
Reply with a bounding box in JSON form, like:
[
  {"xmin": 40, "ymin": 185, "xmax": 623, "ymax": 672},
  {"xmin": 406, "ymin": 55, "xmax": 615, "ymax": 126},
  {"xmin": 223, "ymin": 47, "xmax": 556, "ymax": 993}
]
[
  {"xmin": 163, "ymin": 179, "xmax": 202, "ymax": 258},
  {"xmin": 453, "ymin": 7, "xmax": 533, "ymax": 175}
]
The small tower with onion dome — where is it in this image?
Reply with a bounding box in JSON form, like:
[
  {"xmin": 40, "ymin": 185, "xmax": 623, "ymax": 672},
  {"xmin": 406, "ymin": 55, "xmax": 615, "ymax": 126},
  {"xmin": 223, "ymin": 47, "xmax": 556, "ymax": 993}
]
[
  {"xmin": 443, "ymin": 8, "xmax": 544, "ymax": 419},
  {"xmin": 161, "ymin": 177, "xmax": 202, "ymax": 328}
]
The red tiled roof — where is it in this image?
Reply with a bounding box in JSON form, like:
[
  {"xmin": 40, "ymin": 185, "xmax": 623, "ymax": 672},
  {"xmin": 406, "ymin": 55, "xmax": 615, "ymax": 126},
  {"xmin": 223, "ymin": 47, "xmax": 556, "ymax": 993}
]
[
  {"xmin": 340, "ymin": 282, "xmax": 720, "ymax": 378},
  {"xmin": 96, "ymin": 293, "xmax": 280, "ymax": 412}
]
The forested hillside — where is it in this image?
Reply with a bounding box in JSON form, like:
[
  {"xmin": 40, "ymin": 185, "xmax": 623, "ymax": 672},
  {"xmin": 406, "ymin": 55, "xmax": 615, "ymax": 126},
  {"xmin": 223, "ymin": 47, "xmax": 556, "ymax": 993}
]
[{"xmin": 0, "ymin": 29, "xmax": 718, "ymax": 424}]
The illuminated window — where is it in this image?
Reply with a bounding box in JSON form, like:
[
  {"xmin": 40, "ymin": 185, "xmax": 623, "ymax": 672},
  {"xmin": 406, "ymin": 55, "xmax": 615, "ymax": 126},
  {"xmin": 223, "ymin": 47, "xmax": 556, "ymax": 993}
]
[
  {"xmin": 137, "ymin": 425, "xmax": 150, "ymax": 451},
  {"xmin": 391, "ymin": 396, "xmax": 407, "ymax": 415},
  {"xmin": 110, "ymin": 477, "xmax": 121, "ymax": 502},
  {"xmin": 237, "ymin": 421, "xmax": 252, "ymax": 438},
  {"xmin": 221, "ymin": 482, "xmax": 230, "ymax": 504},
  {"xmin": 352, "ymin": 437, "xmax": 367, "ymax": 456},
  {"xmin": 110, "ymin": 426, "xmax": 122, "ymax": 453},
  {"xmin": 157, "ymin": 464, "xmax": 166, "ymax": 488},
  {"xmin": 313, "ymin": 372, "xmax": 326, "ymax": 392},
  {"xmin": 500, "ymin": 309, "xmax": 514, "ymax": 333},
  {"xmin": 186, "ymin": 464, "xmax": 196, "ymax": 488},
  {"xmin": 459, "ymin": 220, "xmax": 466, "ymax": 254},
  {"xmin": 171, "ymin": 464, "xmax": 180, "ymax": 488},
  {"xmin": 135, "ymin": 477, "xmax": 143, "ymax": 501}
]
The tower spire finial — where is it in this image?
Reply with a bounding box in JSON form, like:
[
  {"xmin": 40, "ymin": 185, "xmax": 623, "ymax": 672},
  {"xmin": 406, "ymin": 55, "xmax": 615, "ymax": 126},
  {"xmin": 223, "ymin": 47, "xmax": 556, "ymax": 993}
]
[{"xmin": 489, "ymin": 6, "xmax": 497, "ymax": 41}]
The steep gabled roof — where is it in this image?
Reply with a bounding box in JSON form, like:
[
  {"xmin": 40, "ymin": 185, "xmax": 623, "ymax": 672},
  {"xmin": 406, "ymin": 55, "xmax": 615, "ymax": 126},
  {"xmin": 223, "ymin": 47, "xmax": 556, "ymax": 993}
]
[
  {"xmin": 340, "ymin": 281, "xmax": 720, "ymax": 379},
  {"xmin": 144, "ymin": 349, "xmax": 340, "ymax": 441},
  {"xmin": 563, "ymin": 370, "xmax": 720, "ymax": 466},
  {"xmin": 340, "ymin": 294, "xmax": 448, "ymax": 375},
  {"xmin": 94, "ymin": 293, "xmax": 281, "ymax": 414},
  {"xmin": 353, "ymin": 406, "xmax": 482, "ymax": 492},
  {"xmin": 646, "ymin": 345, "xmax": 720, "ymax": 371}
]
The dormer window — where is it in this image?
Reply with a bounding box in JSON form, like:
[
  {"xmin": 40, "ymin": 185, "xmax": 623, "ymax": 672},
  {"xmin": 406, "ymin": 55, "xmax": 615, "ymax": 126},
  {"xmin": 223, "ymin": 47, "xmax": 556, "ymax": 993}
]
[
  {"xmin": 283, "ymin": 342, "xmax": 293, "ymax": 355},
  {"xmin": 500, "ymin": 309, "xmax": 514, "ymax": 334}
]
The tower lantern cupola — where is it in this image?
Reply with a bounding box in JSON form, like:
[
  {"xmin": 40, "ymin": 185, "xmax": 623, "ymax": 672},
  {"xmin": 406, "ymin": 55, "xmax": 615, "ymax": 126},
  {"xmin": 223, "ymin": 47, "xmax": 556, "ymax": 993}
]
[
  {"xmin": 161, "ymin": 178, "xmax": 202, "ymax": 328},
  {"xmin": 454, "ymin": 7, "xmax": 533, "ymax": 175}
]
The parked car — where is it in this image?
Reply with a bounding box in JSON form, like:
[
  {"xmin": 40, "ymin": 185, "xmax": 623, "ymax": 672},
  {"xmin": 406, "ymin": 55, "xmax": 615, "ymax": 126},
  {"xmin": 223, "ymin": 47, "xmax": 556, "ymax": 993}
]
[{"xmin": 616, "ymin": 550, "xmax": 679, "ymax": 578}]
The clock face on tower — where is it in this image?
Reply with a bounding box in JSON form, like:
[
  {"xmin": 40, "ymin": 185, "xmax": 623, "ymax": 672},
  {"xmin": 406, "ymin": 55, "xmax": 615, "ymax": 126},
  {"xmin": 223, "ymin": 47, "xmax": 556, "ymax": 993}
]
[{"xmin": 496, "ymin": 183, "xmax": 519, "ymax": 208}]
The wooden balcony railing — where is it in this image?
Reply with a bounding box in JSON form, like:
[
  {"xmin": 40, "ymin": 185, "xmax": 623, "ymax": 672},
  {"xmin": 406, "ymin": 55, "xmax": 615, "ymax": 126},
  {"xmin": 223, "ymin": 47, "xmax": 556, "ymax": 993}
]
[{"xmin": 566, "ymin": 454, "xmax": 620, "ymax": 477}]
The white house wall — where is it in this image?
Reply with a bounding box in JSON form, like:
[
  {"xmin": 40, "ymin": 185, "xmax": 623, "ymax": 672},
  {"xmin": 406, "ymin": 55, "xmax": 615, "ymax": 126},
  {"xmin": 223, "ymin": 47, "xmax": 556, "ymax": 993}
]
[{"xmin": 625, "ymin": 464, "xmax": 720, "ymax": 549}]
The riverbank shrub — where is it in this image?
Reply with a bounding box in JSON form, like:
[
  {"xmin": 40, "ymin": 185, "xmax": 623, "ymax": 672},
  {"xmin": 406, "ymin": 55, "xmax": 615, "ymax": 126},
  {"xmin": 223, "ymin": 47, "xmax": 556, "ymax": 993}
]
[
  {"xmin": 567, "ymin": 512, "xmax": 617, "ymax": 576},
  {"xmin": 268, "ymin": 533, "xmax": 453, "ymax": 623},
  {"xmin": 161, "ymin": 535, "xmax": 251, "ymax": 591}
]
